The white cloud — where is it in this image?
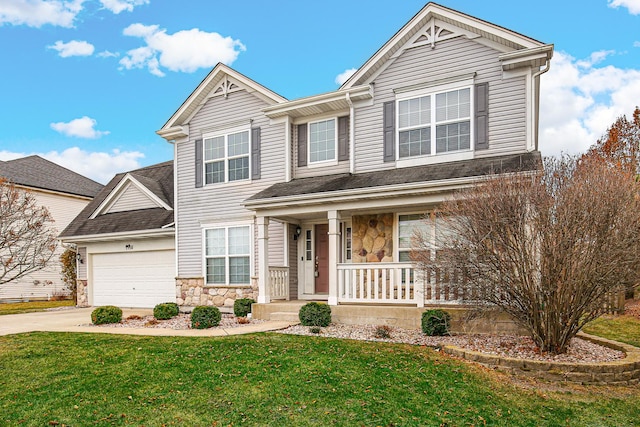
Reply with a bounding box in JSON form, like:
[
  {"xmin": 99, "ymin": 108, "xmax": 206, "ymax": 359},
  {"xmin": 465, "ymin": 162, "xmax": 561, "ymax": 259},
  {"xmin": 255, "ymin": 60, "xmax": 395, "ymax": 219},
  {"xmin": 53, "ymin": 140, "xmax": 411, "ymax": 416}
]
[
  {"xmin": 97, "ymin": 50, "xmax": 119, "ymax": 58},
  {"xmin": 119, "ymin": 23, "xmax": 246, "ymax": 77},
  {"xmin": 0, "ymin": 0, "xmax": 84, "ymax": 28},
  {"xmin": 0, "ymin": 147, "xmax": 144, "ymax": 184},
  {"xmin": 99, "ymin": 0, "xmax": 148, "ymax": 14},
  {"xmin": 608, "ymin": 0, "xmax": 640, "ymax": 14},
  {"xmin": 50, "ymin": 116, "xmax": 110, "ymax": 139},
  {"xmin": 539, "ymin": 50, "xmax": 640, "ymax": 156},
  {"xmin": 48, "ymin": 40, "xmax": 94, "ymax": 57},
  {"xmin": 335, "ymin": 68, "xmax": 357, "ymax": 85},
  {"xmin": 634, "ymin": 41, "xmax": 640, "ymax": 47}
]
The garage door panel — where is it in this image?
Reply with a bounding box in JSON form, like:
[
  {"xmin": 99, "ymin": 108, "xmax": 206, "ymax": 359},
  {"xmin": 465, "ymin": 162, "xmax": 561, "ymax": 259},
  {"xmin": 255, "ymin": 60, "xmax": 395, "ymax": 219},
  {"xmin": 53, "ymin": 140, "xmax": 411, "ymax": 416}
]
[{"xmin": 92, "ymin": 250, "xmax": 175, "ymax": 308}]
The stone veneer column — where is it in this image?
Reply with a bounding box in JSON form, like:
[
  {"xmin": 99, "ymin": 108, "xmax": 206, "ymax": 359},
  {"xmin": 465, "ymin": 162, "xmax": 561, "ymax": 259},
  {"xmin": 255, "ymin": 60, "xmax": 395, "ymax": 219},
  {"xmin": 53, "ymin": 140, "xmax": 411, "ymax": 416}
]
[{"xmin": 76, "ymin": 280, "xmax": 88, "ymax": 307}]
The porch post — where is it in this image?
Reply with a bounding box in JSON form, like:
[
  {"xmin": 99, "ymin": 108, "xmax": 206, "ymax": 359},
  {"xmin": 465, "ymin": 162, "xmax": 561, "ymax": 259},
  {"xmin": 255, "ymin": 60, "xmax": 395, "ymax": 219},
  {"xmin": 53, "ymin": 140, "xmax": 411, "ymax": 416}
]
[
  {"xmin": 257, "ymin": 216, "xmax": 270, "ymax": 304},
  {"xmin": 327, "ymin": 210, "xmax": 340, "ymax": 305}
]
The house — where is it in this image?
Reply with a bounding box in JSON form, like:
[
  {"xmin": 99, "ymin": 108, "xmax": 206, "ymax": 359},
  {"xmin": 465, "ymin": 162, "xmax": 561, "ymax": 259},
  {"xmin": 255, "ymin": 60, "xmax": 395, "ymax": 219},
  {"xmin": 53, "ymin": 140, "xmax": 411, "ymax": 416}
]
[
  {"xmin": 0, "ymin": 155, "xmax": 103, "ymax": 301},
  {"xmin": 153, "ymin": 2, "xmax": 553, "ymax": 321},
  {"xmin": 59, "ymin": 161, "xmax": 174, "ymax": 308}
]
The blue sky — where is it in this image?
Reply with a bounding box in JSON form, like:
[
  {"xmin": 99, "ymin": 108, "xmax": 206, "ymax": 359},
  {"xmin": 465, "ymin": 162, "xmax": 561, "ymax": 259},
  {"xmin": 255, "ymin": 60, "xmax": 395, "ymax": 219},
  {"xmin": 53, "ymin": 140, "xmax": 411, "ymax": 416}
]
[{"xmin": 1, "ymin": 0, "xmax": 639, "ymax": 183}]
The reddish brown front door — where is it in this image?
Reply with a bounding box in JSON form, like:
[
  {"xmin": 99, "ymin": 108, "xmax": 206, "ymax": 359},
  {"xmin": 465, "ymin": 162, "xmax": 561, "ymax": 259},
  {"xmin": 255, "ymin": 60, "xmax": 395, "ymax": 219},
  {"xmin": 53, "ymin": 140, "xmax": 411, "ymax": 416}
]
[{"xmin": 314, "ymin": 224, "xmax": 329, "ymax": 293}]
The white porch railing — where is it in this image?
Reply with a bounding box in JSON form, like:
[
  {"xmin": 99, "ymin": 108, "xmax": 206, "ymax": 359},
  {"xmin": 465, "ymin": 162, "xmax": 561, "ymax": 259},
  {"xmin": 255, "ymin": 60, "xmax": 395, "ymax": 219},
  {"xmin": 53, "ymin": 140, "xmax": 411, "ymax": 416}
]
[
  {"xmin": 337, "ymin": 263, "xmax": 464, "ymax": 306},
  {"xmin": 269, "ymin": 266, "xmax": 289, "ymax": 300}
]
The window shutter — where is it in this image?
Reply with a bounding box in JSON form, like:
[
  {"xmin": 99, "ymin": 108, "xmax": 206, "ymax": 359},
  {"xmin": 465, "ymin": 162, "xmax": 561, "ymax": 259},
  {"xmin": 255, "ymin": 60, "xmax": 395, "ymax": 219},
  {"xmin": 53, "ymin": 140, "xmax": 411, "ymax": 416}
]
[
  {"xmin": 195, "ymin": 139, "xmax": 203, "ymax": 188},
  {"xmin": 251, "ymin": 127, "xmax": 261, "ymax": 180},
  {"xmin": 297, "ymin": 123, "xmax": 307, "ymax": 167},
  {"xmin": 475, "ymin": 83, "xmax": 489, "ymax": 150},
  {"xmin": 337, "ymin": 116, "xmax": 349, "ymax": 161},
  {"xmin": 383, "ymin": 101, "xmax": 395, "ymax": 162}
]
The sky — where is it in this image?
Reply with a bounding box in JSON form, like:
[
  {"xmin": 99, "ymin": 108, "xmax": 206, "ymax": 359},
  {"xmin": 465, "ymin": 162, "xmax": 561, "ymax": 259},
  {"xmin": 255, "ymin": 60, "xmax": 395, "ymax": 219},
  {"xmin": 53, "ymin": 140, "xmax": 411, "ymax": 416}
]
[{"xmin": 0, "ymin": 0, "xmax": 639, "ymax": 184}]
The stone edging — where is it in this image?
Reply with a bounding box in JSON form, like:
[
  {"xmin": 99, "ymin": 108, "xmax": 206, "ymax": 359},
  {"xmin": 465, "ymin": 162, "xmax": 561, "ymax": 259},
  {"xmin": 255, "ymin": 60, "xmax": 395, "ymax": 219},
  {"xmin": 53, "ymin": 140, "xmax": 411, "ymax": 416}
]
[{"xmin": 442, "ymin": 333, "xmax": 640, "ymax": 385}]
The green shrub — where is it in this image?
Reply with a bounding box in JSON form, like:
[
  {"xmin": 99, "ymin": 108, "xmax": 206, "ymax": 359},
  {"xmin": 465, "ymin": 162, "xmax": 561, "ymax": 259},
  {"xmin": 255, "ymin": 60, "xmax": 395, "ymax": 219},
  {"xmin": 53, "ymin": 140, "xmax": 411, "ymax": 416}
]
[
  {"xmin": 91, "ymin": 305, "xmax": 122, "ymax": 325},
  {"xmin": 421, "ymin": 309, "xmax": 451, "ymax": 336},
  {"xmin": 153, "ymin": 302, "xmax": 179, "ymax": 320},
  {"xmin": 191, "ymin": 306, "xmax": 221, "ymax": 329},
  {"xmin": 234, "ymin": 298, "xmax": 255, "ymax": 318},
  {"xmin": 299, "ymin": 302, "xmax": 331, "ymax": 327},
  {"xmin": 309, "ymin": 326, "xmax": 322, "ymax": 334}
]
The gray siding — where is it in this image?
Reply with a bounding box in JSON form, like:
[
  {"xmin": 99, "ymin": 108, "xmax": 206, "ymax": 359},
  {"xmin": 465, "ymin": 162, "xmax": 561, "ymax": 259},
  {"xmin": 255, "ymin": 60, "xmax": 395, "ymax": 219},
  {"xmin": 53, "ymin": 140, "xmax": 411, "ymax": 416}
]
[
  {"xmin": 354, "ymin": 37, "xmax": 528, "ymax": 173},
  {"xmin": 108, "ymin": 183, "xmax": 157, "ymax": 213},
  {"xmin": 77, "ymin": 247, "xmax": 88, "ymax": 280},
  {"xmin": 268, "ymin": 220, "xmax": 285, "ymax": 266},
  {"xmin": 176, "ymin": 90, "xmax": 285, "ymax": 277}
]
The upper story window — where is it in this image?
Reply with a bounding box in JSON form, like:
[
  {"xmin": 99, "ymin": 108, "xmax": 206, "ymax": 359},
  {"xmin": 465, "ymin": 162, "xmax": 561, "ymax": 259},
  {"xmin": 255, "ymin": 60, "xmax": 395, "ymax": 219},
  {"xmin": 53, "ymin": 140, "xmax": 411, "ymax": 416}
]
[
  {"xmin": 204, "ymin": 129, "xmax": 250, "ymax": 184},
  {"xmin": 309, "ymin": 118, "xmax": 337, "ymax": 164},
  {"xmin": 397, "ymin": 86, "xmax": 471, "ymax": 159}
]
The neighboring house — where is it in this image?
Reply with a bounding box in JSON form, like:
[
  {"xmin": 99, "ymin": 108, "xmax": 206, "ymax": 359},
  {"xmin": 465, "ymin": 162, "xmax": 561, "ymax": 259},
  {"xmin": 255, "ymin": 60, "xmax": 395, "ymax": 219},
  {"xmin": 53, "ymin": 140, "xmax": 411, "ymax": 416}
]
[
  {"xmin": 153, "ymin": 2, "xmax": 553, "ymax": 318},
  {"xmin": 0, "ymin": 155, "xmax": 103, "ymax": 301},
  {"xmin": 59, "ymin": 161, "xmax": 174, "ymax": 308}
]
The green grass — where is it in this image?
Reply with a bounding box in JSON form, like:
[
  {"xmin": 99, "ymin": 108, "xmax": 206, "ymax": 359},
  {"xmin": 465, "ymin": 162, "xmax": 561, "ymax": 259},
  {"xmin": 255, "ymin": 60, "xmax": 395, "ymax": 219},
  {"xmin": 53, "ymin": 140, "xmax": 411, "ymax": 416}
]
[
  {"xmin": 584, "ymin": 314, "xmax": 640, "ymax": 347},
  {"xmin": 0, "ymin": 300, "xmax": 74, "ymax": 315},
  {"xmin": 1, "ymin": 332, "xmax": 638, "ymax": 426}
]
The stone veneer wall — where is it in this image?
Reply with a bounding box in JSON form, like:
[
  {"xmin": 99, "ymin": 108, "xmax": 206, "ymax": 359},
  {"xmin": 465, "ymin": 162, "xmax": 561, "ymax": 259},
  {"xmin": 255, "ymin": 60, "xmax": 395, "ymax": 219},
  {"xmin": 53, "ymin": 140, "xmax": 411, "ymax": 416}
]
[
  {"xmin": 351, "ymin": 214, "xmax": 394, "ymax": 263},
  {"xmin": 76, "ymin": 279, "xmax": 88, "ymax": 307},
  {"xmin": 176, "ymin": 277, "xmax": 258, "ymax": 309}
]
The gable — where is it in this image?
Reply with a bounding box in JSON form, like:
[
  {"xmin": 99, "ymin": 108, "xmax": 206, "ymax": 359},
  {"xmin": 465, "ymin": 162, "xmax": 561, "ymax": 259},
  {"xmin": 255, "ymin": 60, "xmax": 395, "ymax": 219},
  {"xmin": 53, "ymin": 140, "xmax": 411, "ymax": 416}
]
[
  {"xmin": 90, "ymin": 174, "xmax": 172, "ymax": 219},
  {"xmin": 106, "ymin": 182, "xmax": 160, "ymax": 213}
]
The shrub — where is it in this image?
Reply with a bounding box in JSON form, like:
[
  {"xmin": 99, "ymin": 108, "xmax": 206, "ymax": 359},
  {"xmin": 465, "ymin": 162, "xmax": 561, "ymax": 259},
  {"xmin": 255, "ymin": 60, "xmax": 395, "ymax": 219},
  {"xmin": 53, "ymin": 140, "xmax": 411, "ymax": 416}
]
[
  {"xmin": 309, "ymin": 326, "xmax": 322, "ymax": 334},
  {"xmin": 91, "ymin": 305, "xmax": 122, "ymax": 325},
  {"xmin": 154, "ymin": 302, "xmax": 179, "ymax": 320},
  {"xmin": 234, "ymin": 298, "xmax": 255, "ymax": 318},
  {"xmin": 191, "ymin": 306, "xmax": 221, "ymax": 329},
  {"xmin": 421, "ymin": 309, "xmax": 451, "ymax": 336},
  {"xmin": 299, "ymin": 302, "xmax": 331, "ymax": 327},
  {"xmin": 374, "ymin": 325, "xmax": 393, "ymax": 339}
]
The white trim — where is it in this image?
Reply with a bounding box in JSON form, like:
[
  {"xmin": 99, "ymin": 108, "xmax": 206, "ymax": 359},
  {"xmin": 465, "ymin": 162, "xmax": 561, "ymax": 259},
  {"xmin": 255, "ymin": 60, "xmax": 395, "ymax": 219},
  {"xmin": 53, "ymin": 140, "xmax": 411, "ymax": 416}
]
[
  {"xmin": 202, "ymin": 125, "xmax": 252, "ymax": 185},
  {"xmin": 89, "ymin": 174, "xmax": 172, "ymax": 219},
  {"xmin": 202, "ymin": 221, "xmax": 254, "ymax": 287},
  {"xmin": 262, "ymin": 85, "xmax": 372, "ymax": 119},
  {"xmin": 285, "ymin": 116, "xmax": 292, "ymax": 182},
  {"xmin": 307, "ymin": 117, "xmax": 338, "ymax": 166},
  {"xmin": 60, "ymin": 228, "xmax": 174, "ymax": 244}
]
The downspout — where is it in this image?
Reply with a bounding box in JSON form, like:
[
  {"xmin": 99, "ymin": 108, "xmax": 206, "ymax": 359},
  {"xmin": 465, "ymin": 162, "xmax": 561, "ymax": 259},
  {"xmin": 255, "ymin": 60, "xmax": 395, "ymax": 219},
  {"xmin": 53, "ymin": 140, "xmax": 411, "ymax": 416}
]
[
  {"xmin": 346, "ymin": 92, "xmax": 355, "ymax": 174},
  {"xmin": 532, "ymin": 58, "xmax": 551, "ymax": 152}
]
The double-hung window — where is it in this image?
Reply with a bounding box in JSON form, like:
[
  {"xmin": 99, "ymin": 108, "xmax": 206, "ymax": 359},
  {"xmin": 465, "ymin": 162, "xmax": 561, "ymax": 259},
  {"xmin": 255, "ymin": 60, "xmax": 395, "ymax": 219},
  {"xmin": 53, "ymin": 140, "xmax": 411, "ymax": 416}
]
[
  {"xmin": 309, "ymin": 118, "xmax": 336, "ymax": 164},
  {"xmin": 205, "ymin": 225, "xmax": 251, "ymax": 285},
  {"xmin": 204, "ymin": 129, "xmax": 250, "ymax": 184},
  {"xmin": 397, "ymin": 86, "xmax": 471, "ymax": 158}
]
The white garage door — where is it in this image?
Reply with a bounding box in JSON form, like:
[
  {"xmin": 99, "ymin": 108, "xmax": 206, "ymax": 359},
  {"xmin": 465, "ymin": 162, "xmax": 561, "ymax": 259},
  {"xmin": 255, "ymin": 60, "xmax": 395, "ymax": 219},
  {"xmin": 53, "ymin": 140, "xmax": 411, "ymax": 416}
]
[{"xmin": 92, "ymin": 250, "xmax": 175, "ymax": 308}]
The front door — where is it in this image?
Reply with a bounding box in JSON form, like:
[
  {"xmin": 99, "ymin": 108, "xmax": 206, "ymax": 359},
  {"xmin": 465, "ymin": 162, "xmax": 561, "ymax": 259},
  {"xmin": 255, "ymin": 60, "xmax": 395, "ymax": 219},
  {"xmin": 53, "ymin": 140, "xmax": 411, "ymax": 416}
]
[{"xmin": 314, "ymin": 224, "xmax": 329, "ymax": 293}]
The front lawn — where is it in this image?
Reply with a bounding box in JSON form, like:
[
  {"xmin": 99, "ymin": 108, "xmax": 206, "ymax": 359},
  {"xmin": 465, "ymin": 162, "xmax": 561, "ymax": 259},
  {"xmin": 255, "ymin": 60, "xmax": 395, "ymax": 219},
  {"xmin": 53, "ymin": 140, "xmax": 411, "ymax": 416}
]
[
  {"xmin": 0, "ymin": 300, "xmax": 74, "ymax": 315},
  {"xmin": 584, "ymin": 314, "xmax": 640, "ymax": 348},
  {"xmin": 1, "ymin": 332, "xmax": 638, "ymax": 426}
]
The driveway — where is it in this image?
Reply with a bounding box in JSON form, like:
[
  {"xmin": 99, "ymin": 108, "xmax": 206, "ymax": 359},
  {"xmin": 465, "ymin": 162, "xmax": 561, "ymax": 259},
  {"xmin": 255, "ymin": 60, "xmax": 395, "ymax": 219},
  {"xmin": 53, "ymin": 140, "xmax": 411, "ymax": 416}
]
[{"xmin": 0, "ymin": 307, "xmax": 294, "ymax": 337}]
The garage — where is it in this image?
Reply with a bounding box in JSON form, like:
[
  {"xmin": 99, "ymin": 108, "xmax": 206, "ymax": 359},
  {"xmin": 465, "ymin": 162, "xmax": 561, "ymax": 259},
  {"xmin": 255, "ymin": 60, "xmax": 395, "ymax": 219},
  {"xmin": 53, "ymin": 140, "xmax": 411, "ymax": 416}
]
[{"xmin": 92, "ymin": 249, "xmax": 176, "ymax": 308}]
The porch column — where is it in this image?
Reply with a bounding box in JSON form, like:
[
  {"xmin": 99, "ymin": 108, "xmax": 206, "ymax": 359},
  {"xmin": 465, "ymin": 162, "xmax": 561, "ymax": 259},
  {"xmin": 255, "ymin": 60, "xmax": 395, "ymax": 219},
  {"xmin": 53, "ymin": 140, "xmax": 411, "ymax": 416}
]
[
  {"xmin": 257, "ymin": 216, "xmax": 270, "ymax": 304},
  {"xmin": 327, "ymin": 210, "xmax": 340, "ymax": 305}
]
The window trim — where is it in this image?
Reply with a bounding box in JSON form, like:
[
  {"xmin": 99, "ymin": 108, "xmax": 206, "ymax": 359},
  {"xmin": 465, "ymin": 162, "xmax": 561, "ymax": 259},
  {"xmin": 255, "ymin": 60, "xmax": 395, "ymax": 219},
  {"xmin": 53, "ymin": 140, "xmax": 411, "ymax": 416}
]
[
  {"xmin": 307, "ymin": 117, "xmax": 339, "ymax": 167},
  {"xmin": 202, "ymin": 222, "xmax": 254, "ymax": 287},
  {"xmin": 395, "ymin": 79, "xmax": 475, "ymax": 167},
  {"xmin": 203, "ymin": 125, "xmax": 251, "ymax": 185}
]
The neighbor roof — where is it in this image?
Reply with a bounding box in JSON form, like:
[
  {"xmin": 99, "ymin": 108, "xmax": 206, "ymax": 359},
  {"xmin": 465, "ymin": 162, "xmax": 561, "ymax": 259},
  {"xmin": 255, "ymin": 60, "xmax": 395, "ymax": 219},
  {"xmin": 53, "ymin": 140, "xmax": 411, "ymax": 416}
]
[
  {"xmin": 59, "ymin": 161, "xmax": 174, "ymax": 239},
  {"xmin": 246, "ymin": 152, "xmax": 541, "ymax": 206},
  {"xmin": 0, "ymin": 155, "xmax": 103, "ymax": 198}
]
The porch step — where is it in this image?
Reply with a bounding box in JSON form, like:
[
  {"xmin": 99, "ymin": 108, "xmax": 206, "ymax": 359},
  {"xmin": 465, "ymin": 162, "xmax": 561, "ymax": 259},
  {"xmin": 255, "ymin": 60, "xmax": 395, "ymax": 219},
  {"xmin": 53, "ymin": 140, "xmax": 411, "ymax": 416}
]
[{"xmin": 268, "ymin": 311, "xmax": 301, "ymax": 323}]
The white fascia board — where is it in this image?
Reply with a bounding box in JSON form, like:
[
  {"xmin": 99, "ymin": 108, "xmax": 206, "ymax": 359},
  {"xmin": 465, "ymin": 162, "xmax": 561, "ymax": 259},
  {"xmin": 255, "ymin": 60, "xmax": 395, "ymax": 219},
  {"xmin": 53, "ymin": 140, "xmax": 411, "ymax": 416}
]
[
  {"xmin": 499, "ymin": 44, "xmax": 554, "ymax": 70},
  {"xmin": 13, "ymin": 184, "xmax": 93, "ymax": 201},
  {"xmin": 60, "ymin": 228, "xmax": 175, "ymax": 244},
  {"xmin": 89, "ymin": 174, "xmax": 172, "ymax": 219},
  {"xmin": 262, "ymin": 85, "xmax": 372, "ymax": 119},
  {"xmin": 157, "ymin": 125, "xmax": 189, "ymax": 142}
]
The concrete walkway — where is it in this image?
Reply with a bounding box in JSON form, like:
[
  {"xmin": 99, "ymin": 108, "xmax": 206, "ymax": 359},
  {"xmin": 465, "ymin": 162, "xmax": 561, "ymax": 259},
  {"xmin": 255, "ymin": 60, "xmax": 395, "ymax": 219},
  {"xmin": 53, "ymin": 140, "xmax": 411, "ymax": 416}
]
[{"xmin": 0, "ymin": 307, "xmax": 296, "ymax": 337}]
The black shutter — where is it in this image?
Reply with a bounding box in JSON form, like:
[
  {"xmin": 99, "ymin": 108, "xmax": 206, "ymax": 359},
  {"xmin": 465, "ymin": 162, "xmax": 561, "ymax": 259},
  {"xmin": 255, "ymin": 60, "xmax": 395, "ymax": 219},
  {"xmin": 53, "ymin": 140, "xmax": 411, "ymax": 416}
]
[
  {"xmin": 195, "ymin": 139, "xmax": 203, "ymax": 188},
  {"xmin": 475, "ymin": 83, "xmax": 489, "ymax": 150},
  {"xmin": 338, "ymin": 116, "xmax": 349, "ymax": 161},
  {"xmin": 297, "ymin": 123, "xmax": 307, "ymax": 167},
  {"xmin": 251, "ymin": 127, "xmax": 261, "ymax": 180},
  {"xmin": 383, "ymin": 101, "xmax": 395, "ymax": 162}
]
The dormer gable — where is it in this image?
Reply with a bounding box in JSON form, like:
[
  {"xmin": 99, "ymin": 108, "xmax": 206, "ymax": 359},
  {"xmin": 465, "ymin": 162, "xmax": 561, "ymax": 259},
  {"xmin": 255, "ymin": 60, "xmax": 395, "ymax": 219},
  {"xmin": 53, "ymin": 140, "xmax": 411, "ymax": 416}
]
[
  {"xmin": 90, "ymin": 174, "xmax": 172, "ymax": 219},
  {"xmin": 157, "ymin": 63, "xmax": 288, "ymax": 141}
]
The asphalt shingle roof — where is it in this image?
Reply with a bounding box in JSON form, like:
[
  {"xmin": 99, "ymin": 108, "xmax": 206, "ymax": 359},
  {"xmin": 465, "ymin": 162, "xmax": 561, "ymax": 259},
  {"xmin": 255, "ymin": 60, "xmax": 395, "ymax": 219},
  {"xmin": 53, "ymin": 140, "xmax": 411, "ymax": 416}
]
[
  {"xmin": 59, "ymin": 161, "xmax": 174, "ymax": 238},
  {"xmin": 0, "ymin": 155, "xmax": 103, "ymax": 198}
]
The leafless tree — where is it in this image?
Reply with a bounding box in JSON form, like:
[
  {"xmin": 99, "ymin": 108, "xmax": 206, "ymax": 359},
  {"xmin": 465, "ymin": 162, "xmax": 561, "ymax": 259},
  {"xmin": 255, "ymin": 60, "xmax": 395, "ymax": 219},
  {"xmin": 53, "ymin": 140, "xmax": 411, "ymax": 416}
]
[
  {"xmin": 411, "ymin": 157, "xmax": 640, "ymax": 354},
  {"xmin": 0, "ymin": 178, "xmax": 58, "ymax": 285}
]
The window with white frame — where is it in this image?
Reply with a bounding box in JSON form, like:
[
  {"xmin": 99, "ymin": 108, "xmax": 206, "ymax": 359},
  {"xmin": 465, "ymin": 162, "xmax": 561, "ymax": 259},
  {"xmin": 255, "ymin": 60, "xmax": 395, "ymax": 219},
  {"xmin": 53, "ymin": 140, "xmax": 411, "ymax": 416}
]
[
  {"xmin": 398, "ymin": 213, "xmax": 457, "ymax": 261},
  {"xmin": 205, "ymin": 225, "xmax": 251, "ymax": 285},
  {"xmin": 309, "ymin": 118, "xmax": 336, "ymax": 163},
  {"xmin": 397, "ymin": 86, "xmax": 471, "ymax": 158},
  {"xmin": 204, "ymin": 129, "xmax": 250, "ymax": 184}
]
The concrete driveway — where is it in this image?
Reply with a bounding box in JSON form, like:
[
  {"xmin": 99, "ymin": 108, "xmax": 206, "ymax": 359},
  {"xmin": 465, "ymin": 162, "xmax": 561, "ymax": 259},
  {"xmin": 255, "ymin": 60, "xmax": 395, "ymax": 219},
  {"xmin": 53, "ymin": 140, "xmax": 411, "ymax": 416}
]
[{"xmin": 0, "ymin": 307, "xmax": 294, "ymax": 337}]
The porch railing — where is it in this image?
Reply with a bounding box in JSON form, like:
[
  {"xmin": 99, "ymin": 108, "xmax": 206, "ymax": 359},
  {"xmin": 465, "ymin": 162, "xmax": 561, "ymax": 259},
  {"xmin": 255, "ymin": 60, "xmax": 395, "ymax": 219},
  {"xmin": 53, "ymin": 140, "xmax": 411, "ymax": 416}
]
[
  {"xmin": 337, "ymin": 263, "xmax": 464, "ymax": 306},
  {"xmin": 269, "ymin": 266, "xmax": 289, "ymax": 300}
]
